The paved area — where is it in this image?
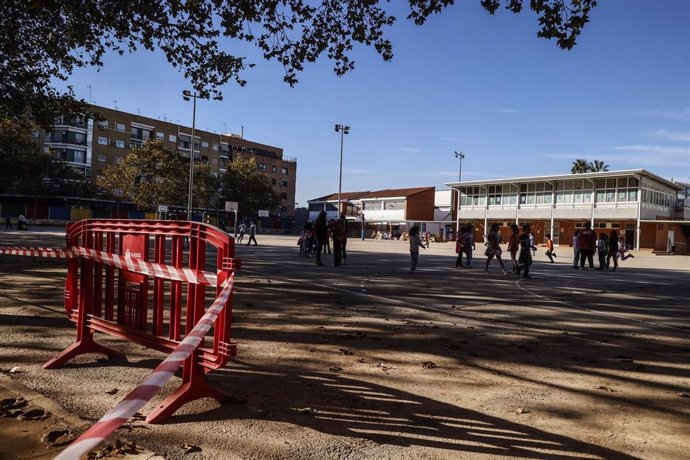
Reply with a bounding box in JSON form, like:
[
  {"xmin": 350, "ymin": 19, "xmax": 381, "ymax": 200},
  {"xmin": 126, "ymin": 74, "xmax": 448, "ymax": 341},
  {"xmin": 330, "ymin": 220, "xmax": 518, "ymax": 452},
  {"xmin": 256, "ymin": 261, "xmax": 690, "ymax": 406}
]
[{"xmin": 0, "ymin": 227, "xmax": 689, "ymax": 459}]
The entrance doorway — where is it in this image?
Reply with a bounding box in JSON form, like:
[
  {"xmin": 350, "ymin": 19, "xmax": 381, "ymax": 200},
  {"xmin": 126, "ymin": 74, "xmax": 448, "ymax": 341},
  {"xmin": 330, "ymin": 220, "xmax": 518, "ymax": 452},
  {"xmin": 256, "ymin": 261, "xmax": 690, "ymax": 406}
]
[{"xmin": 625, "ymin": 224, "xmax": 636, "ymax": 249}]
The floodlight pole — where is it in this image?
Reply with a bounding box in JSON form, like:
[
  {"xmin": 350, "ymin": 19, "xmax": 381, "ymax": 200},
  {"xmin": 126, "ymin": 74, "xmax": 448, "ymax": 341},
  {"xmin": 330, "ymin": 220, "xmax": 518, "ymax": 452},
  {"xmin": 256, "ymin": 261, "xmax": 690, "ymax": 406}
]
[
  {"xmin": 454, "ymin": 151, "xmax": 465, "ymax": 233},
  {"xmin": 183, "ymin": 90, "xmax": 199, "ymax": 221},
  {"xmin": 335, "ymin": 124, "xmax": 350, "ymax": 217}
]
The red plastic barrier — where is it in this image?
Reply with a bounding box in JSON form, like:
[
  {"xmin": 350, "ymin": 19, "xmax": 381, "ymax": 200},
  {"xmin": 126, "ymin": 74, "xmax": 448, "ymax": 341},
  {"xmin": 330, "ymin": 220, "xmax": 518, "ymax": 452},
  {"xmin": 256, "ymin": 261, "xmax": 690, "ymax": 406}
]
[{"xmin": 44, "ymin": 219, "xmax": 241, "ymax": 423}]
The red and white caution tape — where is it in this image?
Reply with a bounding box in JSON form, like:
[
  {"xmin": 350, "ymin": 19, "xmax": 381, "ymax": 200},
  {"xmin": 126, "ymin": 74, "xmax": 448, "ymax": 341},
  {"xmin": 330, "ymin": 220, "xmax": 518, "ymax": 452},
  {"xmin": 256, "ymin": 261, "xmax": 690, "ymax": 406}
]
[
  {"xmin": 53, "ymin": 273, "xmax": 235, "ymax": 460},
  {"xmin": 0, "ymin": 246, "xmax": 219, "ymax": 286}
]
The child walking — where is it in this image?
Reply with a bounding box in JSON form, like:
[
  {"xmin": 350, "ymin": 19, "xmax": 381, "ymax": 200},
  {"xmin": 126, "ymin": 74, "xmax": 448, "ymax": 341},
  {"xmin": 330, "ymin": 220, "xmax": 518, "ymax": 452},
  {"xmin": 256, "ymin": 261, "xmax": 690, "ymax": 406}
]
[
  {"xmin": 597, "ymin": 233, "xmax": 608, "ymax": 270},
  {"xmin": 408, "ymin": 225, "xmax": 426, "ymax": 273}
]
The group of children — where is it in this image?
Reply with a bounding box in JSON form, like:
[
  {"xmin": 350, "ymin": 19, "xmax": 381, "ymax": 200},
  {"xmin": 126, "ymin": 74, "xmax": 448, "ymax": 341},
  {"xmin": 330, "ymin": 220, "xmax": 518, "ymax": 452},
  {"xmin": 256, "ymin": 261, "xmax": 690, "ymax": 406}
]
[{"xmin": 407, "ymin": 222, "xmax": 634, "ymax": 277}]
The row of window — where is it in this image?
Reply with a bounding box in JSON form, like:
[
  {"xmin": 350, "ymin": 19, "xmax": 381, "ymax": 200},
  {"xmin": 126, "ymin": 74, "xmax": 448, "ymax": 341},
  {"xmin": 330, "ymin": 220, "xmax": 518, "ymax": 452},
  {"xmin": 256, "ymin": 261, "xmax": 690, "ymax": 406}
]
[
  {"xmin": 361, "ymin": 200, "xmax": 404, "ymax": 210},
  {"xmin": 461, "ymin": 179, "xmax": 647, "ymax": 206},
  {"xmin": 258, "ymin": 163, "xmax": 289, "ymax": 175}
]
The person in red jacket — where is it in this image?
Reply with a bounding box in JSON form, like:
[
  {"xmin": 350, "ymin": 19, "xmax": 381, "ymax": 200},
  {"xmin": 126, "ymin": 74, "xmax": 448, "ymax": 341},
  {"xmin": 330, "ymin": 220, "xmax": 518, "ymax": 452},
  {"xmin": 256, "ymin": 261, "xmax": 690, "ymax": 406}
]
[{"xmin": 578, "ymin": 222, "xmax": 597, "ymax": 270}]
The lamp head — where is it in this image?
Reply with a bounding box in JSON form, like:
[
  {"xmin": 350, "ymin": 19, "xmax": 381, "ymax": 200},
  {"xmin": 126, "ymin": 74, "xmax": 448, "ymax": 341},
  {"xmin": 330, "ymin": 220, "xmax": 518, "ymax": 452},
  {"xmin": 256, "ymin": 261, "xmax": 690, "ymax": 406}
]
[
  {"xmin": 344, "ymin": 126, "xmax": 350, "ymax": 134},
  {"xmin": 182, "ymin": 90, "xmax": 192, "ymax": 101}
]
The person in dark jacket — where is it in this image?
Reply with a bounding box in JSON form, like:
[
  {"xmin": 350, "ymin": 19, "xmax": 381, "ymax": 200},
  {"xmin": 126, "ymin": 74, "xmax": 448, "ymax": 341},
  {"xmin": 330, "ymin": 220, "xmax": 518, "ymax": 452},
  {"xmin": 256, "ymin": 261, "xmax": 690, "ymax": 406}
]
[{"xmin": 578, "ymin": 222, "xmax": 596, "ymax": 269}]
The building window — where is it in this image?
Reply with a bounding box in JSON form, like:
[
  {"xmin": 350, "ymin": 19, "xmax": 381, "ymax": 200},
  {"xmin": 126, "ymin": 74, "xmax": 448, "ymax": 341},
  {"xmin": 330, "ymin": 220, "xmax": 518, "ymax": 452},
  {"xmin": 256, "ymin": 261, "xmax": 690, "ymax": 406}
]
[
  {"xmin": 271, "ymin": 178, "xmax": 276, "ymax": 185},
  {"xmin": 272, "ymin": 165, "xmax": 277, "ymax": 173},
  {"xmin": 384, "ymin": 200, "xmax": 404, "ymax": 210},
  {"xmin": 201, "ymin": 141, "xmax": 209, "ymax": 148},
  {"xmin": 281, "ymin": 180, "xmax": 288, "ymax": 187},
  {"xmin": 115, "ymin": 139, "xmax": 126, "ymax": 148},
  {"xmin": 280, "ymin": 205, "xmax": 288, "ymax": 212},
  {"xmin": 98, "ymin": 136, "xmax": 108, "ymax": 145},
  {"xmin": 97, "ymin": 153, "xmax": 107, "ymax": 162},
  {"xmin": 98, "ymin": 120, "xmax": 109, "ymax": 129},
  {"xmin": 31, "ymin": 130, "xmax": 40, "ymax": 138},
  {"xmin": 168, "ymin": 134, "xmax": 176, "ymax": 142},
  {"xmin": 156, "ymin": 131, "xmax": 164, "ymax": 140},
  {"xmin": 281, "ymin": 167, "xmax": 289, "ymax": 175},
  {"xmin": 116, "ymin": 122, "xmax": 126, "ymax": 131},
  {"xmin": 212, "ymin": 143, "xmax": 219, "ymax": 151},
  {"xmin": 258, "ymin": 163, "xmax": 267, "ymax": 171},
  {"xmin": 281, "ymin": 192, "xmax": 288, "ymax": 199}
]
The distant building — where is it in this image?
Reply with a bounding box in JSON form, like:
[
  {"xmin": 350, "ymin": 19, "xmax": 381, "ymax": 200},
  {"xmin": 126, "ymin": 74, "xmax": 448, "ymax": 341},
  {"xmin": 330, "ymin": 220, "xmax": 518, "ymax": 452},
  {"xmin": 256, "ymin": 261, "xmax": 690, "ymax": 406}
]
[
  {"xmin": 446, "ymin": 169, "xmax": 689, "ymax": 252},
  {"xmin": 307, "ymin": 191, "xmax": 370, "ymax": 222},
  {"xmin": 26, "ymin": 104, "xmax": 297, "ymax": 217},
  {"xmin": 308, "ymin": 187, "xmax": 438, "ymax": 237}
]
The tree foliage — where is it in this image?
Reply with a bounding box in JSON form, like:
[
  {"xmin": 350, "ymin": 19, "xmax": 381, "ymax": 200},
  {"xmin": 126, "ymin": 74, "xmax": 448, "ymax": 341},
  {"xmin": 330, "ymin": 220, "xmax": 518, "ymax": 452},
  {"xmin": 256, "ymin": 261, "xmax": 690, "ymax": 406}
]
[
  {"xmin": 219, "ymin": 157, "xmax": 279, "ymax": 218},
  {"xmin": 98, "ymin": 140, "xmax": 217, "ymax": 210},
  {"xmin": 0, "ymin": 118, "xmax": 47, "ymax": 194},
  {"xmin": 571, "ymin": 158, "xmax": 610, "ymax": 174},
  {"xmin": 589, "ymin": 159, "xmax": 609, "ymax": 172},
  {"xmin": 1, "ymin": 1, "xmax": 597, "ymax": 123},
  {"xmin": 0, "ymin": 117, "xmax": 90, "ymax": 196}
]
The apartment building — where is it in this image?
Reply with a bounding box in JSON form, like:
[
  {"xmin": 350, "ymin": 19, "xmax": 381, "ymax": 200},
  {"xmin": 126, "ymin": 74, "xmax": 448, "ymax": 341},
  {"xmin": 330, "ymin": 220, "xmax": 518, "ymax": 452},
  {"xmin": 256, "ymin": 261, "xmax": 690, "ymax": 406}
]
[
  {"xmin": 447, "ymin": 169, "xmax": 689, "ymax": 252},
  {"xmin": 32, "ymin": 104, "xmax": 297, "ymax": 217}
]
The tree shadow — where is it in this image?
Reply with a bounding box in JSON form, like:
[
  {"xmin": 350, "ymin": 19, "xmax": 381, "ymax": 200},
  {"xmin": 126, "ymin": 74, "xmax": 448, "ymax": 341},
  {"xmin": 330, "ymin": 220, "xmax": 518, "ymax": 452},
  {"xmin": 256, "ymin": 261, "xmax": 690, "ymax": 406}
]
[{"xmin": 164, "ymin": 362, "xmax": 640, "ymax": 460}]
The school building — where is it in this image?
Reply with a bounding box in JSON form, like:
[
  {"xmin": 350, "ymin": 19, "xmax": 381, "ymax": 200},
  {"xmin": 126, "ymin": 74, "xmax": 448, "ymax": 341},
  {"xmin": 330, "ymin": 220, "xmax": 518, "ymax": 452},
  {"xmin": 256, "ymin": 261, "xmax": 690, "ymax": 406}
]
[{"xmin": 447, "ymin": 169, "xmax": 690, "ymax": 252}]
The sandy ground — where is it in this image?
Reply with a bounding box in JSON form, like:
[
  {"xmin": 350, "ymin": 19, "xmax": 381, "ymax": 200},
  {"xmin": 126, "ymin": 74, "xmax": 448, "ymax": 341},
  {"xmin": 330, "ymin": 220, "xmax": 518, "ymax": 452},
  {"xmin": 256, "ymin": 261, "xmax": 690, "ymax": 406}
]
[{"xmin": 0, "ymin": 227, "xmax": 689, "ymax": 460}]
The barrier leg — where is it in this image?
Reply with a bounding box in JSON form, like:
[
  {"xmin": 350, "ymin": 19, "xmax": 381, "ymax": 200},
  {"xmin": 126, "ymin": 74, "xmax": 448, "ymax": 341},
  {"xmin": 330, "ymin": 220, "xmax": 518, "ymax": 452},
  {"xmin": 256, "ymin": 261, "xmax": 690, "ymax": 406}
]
[
  {"xmin": 43, "ymin": 332, "xmax": 125, "ymax": 369},
  {"xmin": 145, "ymin": 356, "xmax": 231, "ymax": 424}
]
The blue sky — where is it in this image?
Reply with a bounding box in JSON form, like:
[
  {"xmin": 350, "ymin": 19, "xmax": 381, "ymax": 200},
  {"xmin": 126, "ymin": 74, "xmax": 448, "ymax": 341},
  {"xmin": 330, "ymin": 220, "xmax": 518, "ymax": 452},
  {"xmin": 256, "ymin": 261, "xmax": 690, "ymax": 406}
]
[{"xmin": 56, "ymin": 1, "xmax": 690, "ymax": 206}]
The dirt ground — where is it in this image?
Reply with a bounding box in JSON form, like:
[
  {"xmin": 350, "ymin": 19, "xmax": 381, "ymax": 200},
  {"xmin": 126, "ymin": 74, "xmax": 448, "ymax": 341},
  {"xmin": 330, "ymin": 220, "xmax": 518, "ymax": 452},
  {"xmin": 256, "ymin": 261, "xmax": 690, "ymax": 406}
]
[{"xmin": 1, "ymin": 228, "xmax": 689, "ymax": 460}]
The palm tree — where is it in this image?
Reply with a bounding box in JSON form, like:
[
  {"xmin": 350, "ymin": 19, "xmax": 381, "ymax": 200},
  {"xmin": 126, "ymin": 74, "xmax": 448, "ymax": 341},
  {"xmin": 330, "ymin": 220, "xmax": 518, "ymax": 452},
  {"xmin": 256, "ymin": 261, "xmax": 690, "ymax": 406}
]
[
  {"xmin": 589, "ymin": 159, "xmax": 610, "ymax": 172},
  {"xmin": 571, "ymin": 158, "xmax": 590, "ymax": 174}
]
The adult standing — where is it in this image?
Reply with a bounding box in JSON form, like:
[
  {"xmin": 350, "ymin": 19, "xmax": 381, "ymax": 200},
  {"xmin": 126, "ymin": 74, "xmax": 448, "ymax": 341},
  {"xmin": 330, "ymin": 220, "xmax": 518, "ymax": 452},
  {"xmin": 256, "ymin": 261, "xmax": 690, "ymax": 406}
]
[
  {"xmin": 338, "ymin": 214, "xmax": 348, "ymax": 265},
  {"xmin": 578, "ymin": 222, "xmax": 596, "ymax": 269},
  {"xmin": 607, "ymin": 230, "xmax": 620, "ymax": 270},
  {"xmin": 484, "ymin": 223, "xmax": 507, "ymax": 274},
  {"xmin": 464, "ymin": 224, "xmax": 476, "ymax": 269},
  {"xmin": 572, "ymin": 229, "xmax": 580, "ymax": 269},
  {"xmin": 517, "ymin": 223, "xmax": 534, "ymax": 279},
  {"xmin": 314, "ymin": 211, "xmax": 328, "ymax": 266},
  {"xmin": 246, "ymin": 221, "xmax": 258, "ymax": 246},
  {"xmin": 507, "ymin": 224, "xmax": 520, "ymax": 273},
  {"xmin": 4, "ymin": 213, "xmax": 11, "ymax": 230},
  {"xmin": 332, "ymin": 215, "xmax": 344, "ymax": 267},
  {"xmin": 408, "ymin": 225, "xmax": 426, "ymax": 273}
]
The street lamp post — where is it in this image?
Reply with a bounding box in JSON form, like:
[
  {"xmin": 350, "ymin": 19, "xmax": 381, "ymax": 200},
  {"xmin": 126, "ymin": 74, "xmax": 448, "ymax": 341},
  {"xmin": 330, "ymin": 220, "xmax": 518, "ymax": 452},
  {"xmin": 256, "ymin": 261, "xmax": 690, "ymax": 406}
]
[
  {"xmin": 454, "ymin": 151, "xmax": 465, "ymax": 233},
  {"xmin": 334, "ymin": 124, "xmax": 350, "ymax": 217},
  {"xmin": 183, "ymin": 90, "xmax": 199, "ymax": 221}
]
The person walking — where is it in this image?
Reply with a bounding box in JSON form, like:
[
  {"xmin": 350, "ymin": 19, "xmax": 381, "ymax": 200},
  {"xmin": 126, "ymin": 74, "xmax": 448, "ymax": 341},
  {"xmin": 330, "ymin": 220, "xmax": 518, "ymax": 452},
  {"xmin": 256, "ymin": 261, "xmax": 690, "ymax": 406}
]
[
  {"xmin": 464, "ymin": 224, "xmax": 476, "ymax": 269},
  {"xmin": 237, "ymin": 222, "xmax": 246, "ymax": 243},
  {"xmin": 572, "ymin": 229, "xmax": 580, "ymax": 269},
  {"xmin": 314, "ymin": 211, "xmax": 328, "ymax": 266},
  {"xmin": 545, "ymin": 233, "xmax": 557, "ymax": 263},
  {"xmin": 516, "ymin": 223, "xmax": 534, "ymax": 279},
  {"xmin": 597, "ymin": 232, "xmax": 608, "ymax": 270},
  {"xmin": 246, "ymin": 221, "xmax": 258, "ymax": 246},
  {"xmin": 606, "ymin": 230, "xmax": 620, "ymax": 270},
  {"xmin": 507, "ymin": 224, "xmax": 520, "ymax": 273},
  {"xmin": 455, "ymin": 226, "xmax": 466, "ymax": 268},
  {"xmin": 408, "ymin": 225, "xmax": 426, "ymax": 273},
  {"xmin": 578, "ymin": 222, "xmax": 596, "ymax": 269},
  {"xmin": 484, "ymin": 223, "xmax": 507, "ymax": 274}
]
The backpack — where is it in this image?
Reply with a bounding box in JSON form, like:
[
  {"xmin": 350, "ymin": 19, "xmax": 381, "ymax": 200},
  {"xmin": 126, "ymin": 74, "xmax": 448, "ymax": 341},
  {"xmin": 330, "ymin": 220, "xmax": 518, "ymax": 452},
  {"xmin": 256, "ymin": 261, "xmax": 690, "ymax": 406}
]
[{"xmin": 456, "ymin": 235, "xmax": 465, "ymax": 253}]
